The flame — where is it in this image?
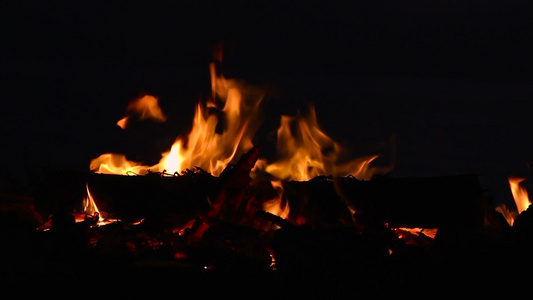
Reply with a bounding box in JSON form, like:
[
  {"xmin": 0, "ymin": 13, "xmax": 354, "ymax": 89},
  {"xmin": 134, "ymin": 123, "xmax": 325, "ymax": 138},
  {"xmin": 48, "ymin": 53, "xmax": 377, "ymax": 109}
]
[
  {"xmin": 509, "ymin": 176, "xmax": 531, "ymax": 215},
  {"xmin": 91, "ymin": 61, "xmax": 264, "ymax": 176},
  {"xmin": 155, "ymin": 81, "xmax": 261, "ymax": 176},
  {"xmin": 497, "ymin": 176, "xmax": 531, "ymax": 227},
  {"xmin": 90, "ymin": 153, "xmax": 151, "ymax": 175},
  {"xmin": 158, "ymin": 141, "xmax": 184, "ymax": 175},
  {"xmin": 117, "ymin": 95, "xmax": 167, "ymax": 129},
  {"xmin": 263, "ymin": 106, "xmax": 382, "ymax": 181},
  {"xmin": 83, "ymin": 183, "xmax": 122, "ymax": 226},
  {"xmin": 91, "ymin": 52, "xmax": 389, "ymax": 181},
  {"xmin": 263, "ymin": 180, "xmax": 290, "ymax": 221},
  {"xmin": 84, "ymin": 183, "xmax": 102, "ymax": 218},
  {"xmin": 83, "ymin": 182, "xmax": 105, "ymax": 224}
]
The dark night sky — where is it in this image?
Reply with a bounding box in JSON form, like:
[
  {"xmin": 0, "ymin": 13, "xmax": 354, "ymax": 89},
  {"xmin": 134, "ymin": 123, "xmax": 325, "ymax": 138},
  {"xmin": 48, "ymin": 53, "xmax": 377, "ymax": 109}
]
[{"xmin": 2, "ymin": 1, "xmax": 533, "ymax": 203}]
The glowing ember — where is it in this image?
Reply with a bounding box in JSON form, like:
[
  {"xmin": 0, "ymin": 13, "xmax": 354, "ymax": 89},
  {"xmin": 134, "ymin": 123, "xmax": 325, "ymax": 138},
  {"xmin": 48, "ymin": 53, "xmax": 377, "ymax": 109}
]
[
  {"xmin": 392, "ymin": 227, "xmax": 438, "ymax": 245},
  {"xmin": 393, "ymin": 227, "xmax": 438, "ymax": 239}
]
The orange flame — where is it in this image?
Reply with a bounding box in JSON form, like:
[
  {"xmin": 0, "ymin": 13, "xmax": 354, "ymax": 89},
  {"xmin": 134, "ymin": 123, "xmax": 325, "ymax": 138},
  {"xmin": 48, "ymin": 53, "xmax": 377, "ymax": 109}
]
[
  {"xmin": 91, "ymin": 61, "xmax": 264, "ymax": 176},
  {"xmin": 262, "ymin": 106, "xmax": 384, "ymax": 181},
  {"xmin": 83, "ymin": 183, "xmax": 101, "ymax": 218},
  {"xmin": 90, "ymin": 153, "xmax": 151, "ymax": 175},
  {"xmin": 497, "ymin": 176, "xmax": 531, "ymax": 226},
  {"xmin": 153, "ymin": 64, "xmax": 263, "ymax": 176},
  {"xmin": 83, "ymin": 183, "xmax": 123, "ymax": 226},
  {"xmin": 117, "ymin": 95, "xmax": 167, "ymax": 129},
  {"xmin": 91, "ymin": 53, "xmax": 390, "ymax": 181},
  {"xmin": 509, "ymin": 176, "xmax": 531, "ymax": 215},
  {"xmin": 263, "ymin": 180, "xmax": 290, "ymax": 221}
]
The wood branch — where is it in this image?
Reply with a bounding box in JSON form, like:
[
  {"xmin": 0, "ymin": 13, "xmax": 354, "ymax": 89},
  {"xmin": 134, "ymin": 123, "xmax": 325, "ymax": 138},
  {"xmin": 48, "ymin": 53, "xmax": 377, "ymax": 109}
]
[
  {"xmin": 34, "ymin": 155, "xmax": 485, "ymax": 232},
  {"xmin": 33, "ymin": 167, "xmax": 220, "ymax": 223},
  {"xmin": 208, "ymin": 146, "xmax": 260, "ymax": 221}
]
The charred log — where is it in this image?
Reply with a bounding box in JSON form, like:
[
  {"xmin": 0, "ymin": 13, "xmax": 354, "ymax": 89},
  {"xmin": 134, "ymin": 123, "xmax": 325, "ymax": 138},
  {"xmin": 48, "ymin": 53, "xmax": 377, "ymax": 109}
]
[
  {"xmin": 87, "ymin": 169, "xmax": 218, "ymax": 222},
  {"xmin": 33, "ymin": 167, "xmax": 221, "ymax": 223},
  {"xmin": 512, "ymin": 205, "xmax": 533, "ymax": 251},
  {"xmin": 283, "ymin": 174, "xmax": 486, "ymax": 229}
]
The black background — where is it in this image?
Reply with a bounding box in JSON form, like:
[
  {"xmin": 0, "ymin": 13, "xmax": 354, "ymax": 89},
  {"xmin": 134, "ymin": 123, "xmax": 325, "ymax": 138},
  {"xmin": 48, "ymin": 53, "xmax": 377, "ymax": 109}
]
[{"xmin": 2, "ymin": 1, "xmax": 533, "ymax": 204}]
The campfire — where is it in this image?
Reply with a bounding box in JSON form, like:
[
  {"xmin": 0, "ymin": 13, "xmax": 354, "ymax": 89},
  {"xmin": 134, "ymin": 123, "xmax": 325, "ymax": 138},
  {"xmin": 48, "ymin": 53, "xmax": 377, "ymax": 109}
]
[{"xmin": 4, "ymin": 49, "xmax": 533, "ymax": 294}]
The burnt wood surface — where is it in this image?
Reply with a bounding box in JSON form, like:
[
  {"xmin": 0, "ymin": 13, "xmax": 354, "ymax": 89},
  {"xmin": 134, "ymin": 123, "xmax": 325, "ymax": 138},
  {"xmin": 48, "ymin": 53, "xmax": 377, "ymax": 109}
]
[
  {"xmin": 33, "ymin": 168, "xmax": 220, "ymax": 223},
  {"xmin": 34, "ymin": 169, "xmax": 486, "ymax": 228},
  {"xmin": 87, "ymin": 170, "xmax": 218, "ymax": 222},
  {"xmin": 283, "ymin": 174, "xmax": 486, "ymax": 229}
]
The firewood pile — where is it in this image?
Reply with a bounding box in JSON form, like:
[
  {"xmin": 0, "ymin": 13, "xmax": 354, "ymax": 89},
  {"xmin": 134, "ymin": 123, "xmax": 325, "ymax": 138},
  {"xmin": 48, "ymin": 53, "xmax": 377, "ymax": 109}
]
[{"xmin": 2, "ymin": 148, "xmax": 533, "ymax": 295}]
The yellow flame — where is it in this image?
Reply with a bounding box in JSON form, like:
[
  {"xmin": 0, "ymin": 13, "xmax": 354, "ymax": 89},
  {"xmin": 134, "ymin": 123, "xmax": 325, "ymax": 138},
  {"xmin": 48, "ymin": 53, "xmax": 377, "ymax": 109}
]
[
  {"xmin": 83, "ymin": 183, "xmax": 123, "ymax": 226},
  {"xmin": 83, "ymin": 183, "xmax": 104, "ymax": 222},
  {"xmin": 158, "ymin": 141, "xmax": 184, "ymax": 174},
  {"xmin": 117, "ymin": 95, "xmax": 167, "ymax": 129}
]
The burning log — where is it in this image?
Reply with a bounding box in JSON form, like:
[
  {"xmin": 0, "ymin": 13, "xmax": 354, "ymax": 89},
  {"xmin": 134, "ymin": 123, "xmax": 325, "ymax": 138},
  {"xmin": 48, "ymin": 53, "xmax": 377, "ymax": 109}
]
[
  {"xmin": 280, "ymin": 176, "xmax": 354, "ymax": 228},
  {"xmin": 35, "ymin": 147, "xmax": 261, "ymax": 224},
  {"xmin": 187, "ymin": 147, "xmax": 262, "ymax": 243},
  {"xmin": 32, "ymin": 145, "xmax": 493, "ymax": 278},
  {"xmin": 36, "ymin": 165, "xmax": 486, "ymax": 233},
  {"xmin": 86, "ymin": 168, "xmax": 218, "ymax": 222}
]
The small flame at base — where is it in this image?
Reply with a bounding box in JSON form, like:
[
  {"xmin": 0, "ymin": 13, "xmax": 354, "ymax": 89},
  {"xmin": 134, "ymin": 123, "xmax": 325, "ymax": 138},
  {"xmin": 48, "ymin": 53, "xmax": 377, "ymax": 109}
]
[
  {"xmin": 83, "ymin": 183, "xmax": 122, "ymax": 226},
  {"xmin": 84, "ymin": 183, "xmax": 103, "ymax": 222},
  {"xmin": 263, "ymin": 180, "xmax": 290, "ymax": 224}
]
